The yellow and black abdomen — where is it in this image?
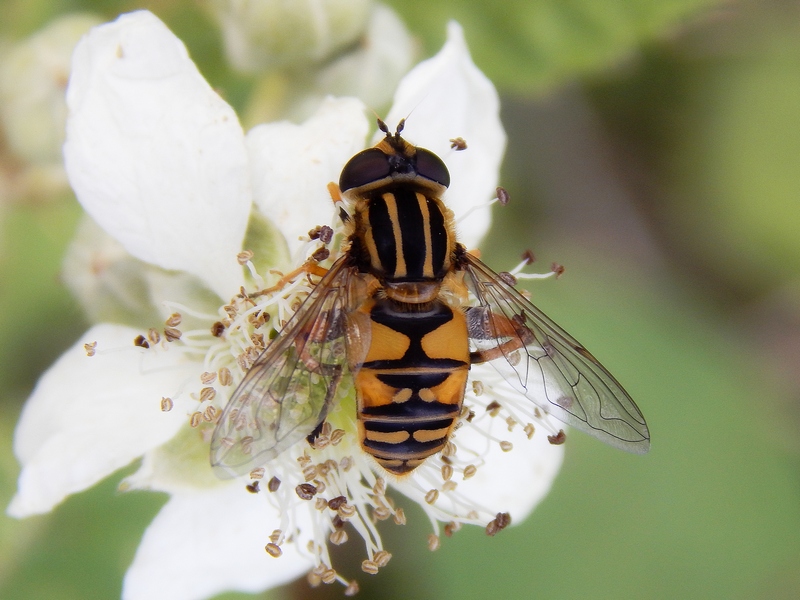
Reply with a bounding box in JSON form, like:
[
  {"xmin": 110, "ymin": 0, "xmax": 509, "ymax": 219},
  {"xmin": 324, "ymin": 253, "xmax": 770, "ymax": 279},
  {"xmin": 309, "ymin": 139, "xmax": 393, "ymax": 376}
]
[
  {"xmin": 351, "ymin": 299, "xmax": 469, "ymax": 475},
  {"xmin": 350, "ymin": 297, "xmax": 470, "ymax": 475}
]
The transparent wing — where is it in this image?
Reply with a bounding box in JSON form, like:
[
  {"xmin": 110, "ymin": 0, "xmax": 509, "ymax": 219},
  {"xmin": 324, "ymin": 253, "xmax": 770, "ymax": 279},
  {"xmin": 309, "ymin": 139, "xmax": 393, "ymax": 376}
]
[
  {"xmin": 211, "ymin": 257, "xmax": 356, "ymax": 476},
  {"xmin": 461, "ymin": 253, "xmax": 650, "ymax": 453}
]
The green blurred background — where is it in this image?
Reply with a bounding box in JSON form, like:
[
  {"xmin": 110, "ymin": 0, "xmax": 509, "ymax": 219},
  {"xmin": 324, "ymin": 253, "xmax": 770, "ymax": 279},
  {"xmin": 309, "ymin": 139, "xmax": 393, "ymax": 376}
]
[{"xmin": 1, "ymin": 0, "xmax": 799, "ymax": 599}]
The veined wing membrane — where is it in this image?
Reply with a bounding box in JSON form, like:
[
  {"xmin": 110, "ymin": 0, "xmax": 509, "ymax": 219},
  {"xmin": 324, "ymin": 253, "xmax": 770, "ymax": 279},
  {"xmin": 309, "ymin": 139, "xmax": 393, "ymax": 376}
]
[
  {"xmin": 461, "ymin": 253, "xmax": 650, "ymax": 453},
  {"xmin": 211, "ymin": 257, "xmax": 355, "ymax": 476}
]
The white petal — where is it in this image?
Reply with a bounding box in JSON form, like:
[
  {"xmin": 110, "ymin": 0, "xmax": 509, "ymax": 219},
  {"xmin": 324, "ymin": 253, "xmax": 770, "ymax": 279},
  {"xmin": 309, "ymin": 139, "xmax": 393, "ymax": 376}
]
[
  {"xmin": 383, "ymin": 21, "xmax": 506, "ymax": 249},
  {"xmin": 7, "ymin": 323, "xmax": 198, "ymax": 517},
  {"xmin": 247, "ymin": 96, "xmax": 368, "ymax": 257},
  {"xmin": 450, "ymin": 415, "xmax": 564, "ymax": 522},
  {"xmin": 123, "ymin": 485, "xmax": 309, "ymax": 600},
  {"xmin": 63, "ymin": 11, "xmax": 250, "ymax": 301}
]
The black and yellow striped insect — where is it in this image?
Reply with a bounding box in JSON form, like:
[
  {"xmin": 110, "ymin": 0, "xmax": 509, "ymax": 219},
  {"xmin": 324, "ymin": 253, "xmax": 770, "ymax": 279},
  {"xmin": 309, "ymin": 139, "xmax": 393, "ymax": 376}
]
[{"xmin": 210, "ymin": 119, "xmax": 650, "ymax": 477}]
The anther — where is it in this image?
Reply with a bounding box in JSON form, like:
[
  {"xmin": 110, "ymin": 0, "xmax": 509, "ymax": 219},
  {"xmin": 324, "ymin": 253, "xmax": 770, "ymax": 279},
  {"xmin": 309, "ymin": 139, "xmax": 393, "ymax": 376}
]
[
  {"xmin": 463, "ymin": 465, "xmax": 477, "ymax": 479},
  {"xmin": 444, "ymin": 521, "xmax": 461, "ymax": 537},
  {"xmin": 202, "ymin": 406, "xmax": 217, "ymax": 422},
  {"xmin": 295, "ymin": 483, "xmax": 317, "ymax": 500},
  {"xmin": 134, "ymin": 335, "xmax": 149, "ymax": 349},
  {"xmin": 302, "ymin": 464, "xmax": 317, "ymax": 481},
  {"xmin": 449, "ymin": 137, "xmax": 467, "ymax": 150},
  {"xmin": 160, "ymin": 397, "xmax": 173, "ymax": 412},
  {"xmin": 441, "ymin": 464, "xmax": 453, "ymax": 481},
  {"xmin": 498, "ymin": 271, "xmax": 517, "ymax": 286},
  {"xmin": 330, "ymin": 530, "xmax": 348, "ymax": 545},
  {"xmin": 250, "ymin": 333, "xmax": 265, "ymax": 349},
  {"xmin": 265, "ymin": 543, "xmax": 282, "ymax": 557},
  {"xmin": 427, "ymin": 534, "xmax": 440, "ymax": 551},
  {"xmin": 373, "ymin": 551, "xmax": 391, "ymax": 567},
  {"xmin": 338, "ymin": 504, "xmax": 356, "ymax": 519},
  {"xmin": 330, "ymin": 429, "xmax": 345, "ymax": 445},
  {"xmin": 328, "ymin": 496, "xmax": 347, "ymax": 510},
  {"xmin": 521, "ymin": 249, "xmax": 535, "ymax": 264},
  {"xmin": 211, "ymin": 322, "xmax": 225, "ymax": 337},
  {"xmin": 486, "ymin": 400, "xmax": 502, "ymax": 417},
  {"xmin": 548, "ymin": 430, "xmax": 567, "ymax": 445},
  {"xmin": 312, "ymin": 247, "xmax": 330, "ymax": 262},
  {"xmin": 318, "ymin": 225, "xmax": 333, "ymax": 244},
  {"xmin": 237, "ymin": 250, "xmax": 254, "ymax": 265},
  {"xmin": 344, "ymin": 581, "xmax": 360, "ymax": 596},
  {"xmin": 164, "ymin": 327, "xmax": 181, "ymax": 342},
  {"xmin": 496, "ymin": 186, "xmax": 510, "ymax": 205},
  {"xmin": 361, "ymin": 560, "xmax": 379, "ymax": 575},
  {"xmin": 165, "ymin": 312, "xmax": 182, "ymax": 327},
  {"xmin": 322, "ymin": 568, "xmax": 338, "ymax": 584},
  {"xmin": 425, "ymin": 489, "xmax": 439, "ymax": 505},
  {"xmin": 267, "ymin": 476, "xmax": 281, "ymax": 492},
  {"xmin": 218, "ymin": 367, "xmax": 232, "ymax": 386},
  {"xmin": 308, "ymin": 570, "xmax": 322, "ymax": 588}
]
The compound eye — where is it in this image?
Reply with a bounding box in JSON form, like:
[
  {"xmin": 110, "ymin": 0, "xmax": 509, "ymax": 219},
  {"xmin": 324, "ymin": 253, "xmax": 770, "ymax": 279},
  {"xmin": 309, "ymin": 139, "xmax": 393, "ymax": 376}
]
[
  {"xmin": 415, "ymin": 148, "xmax": 450, "ymax": 188},
  {"xmin": 339, "ymin": 149, "xmax": 391, "ymax": 192}
]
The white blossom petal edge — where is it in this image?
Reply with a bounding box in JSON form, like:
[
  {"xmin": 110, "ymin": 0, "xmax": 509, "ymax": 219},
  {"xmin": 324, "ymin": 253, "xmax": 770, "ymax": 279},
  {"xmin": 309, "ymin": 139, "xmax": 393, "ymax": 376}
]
[
  {"xmin": 64, "ymin": 10, "xmax": 251, "ymax": 300},
  {"xmin": 122, "ymin": 485, "xmax": 311, "ymax": 600},
  {"xmin": 8, "ymin": 323, "xmax": 198, "ymax": 517}
]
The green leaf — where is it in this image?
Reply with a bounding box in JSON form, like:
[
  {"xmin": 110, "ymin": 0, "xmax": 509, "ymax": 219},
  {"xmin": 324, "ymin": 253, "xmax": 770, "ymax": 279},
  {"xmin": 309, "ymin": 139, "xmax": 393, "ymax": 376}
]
[{"xmin": 387, "ymin": 0, "xmax": 724, "ymax": 92}]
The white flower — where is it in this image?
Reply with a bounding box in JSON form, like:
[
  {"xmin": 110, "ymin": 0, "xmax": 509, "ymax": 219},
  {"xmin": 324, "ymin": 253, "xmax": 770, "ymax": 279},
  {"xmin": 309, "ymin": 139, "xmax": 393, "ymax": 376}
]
[{"xmin": 8, "ymin": 10, "xmax": 564, "ymax": 600}]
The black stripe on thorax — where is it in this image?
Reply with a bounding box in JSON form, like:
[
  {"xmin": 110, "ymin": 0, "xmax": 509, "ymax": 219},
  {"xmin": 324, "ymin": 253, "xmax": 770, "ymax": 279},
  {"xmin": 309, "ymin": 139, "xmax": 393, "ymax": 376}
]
[
  {"xmin": 393, "ymin": 188, "xmax": 425, "ymax": 279},
  {"xmin": 367, "ymin": 187, "xmax": 449, "ymax": 281},
  {"xmin": 366, "ymin": 192, "xmax": 396, "ymax": 275}
]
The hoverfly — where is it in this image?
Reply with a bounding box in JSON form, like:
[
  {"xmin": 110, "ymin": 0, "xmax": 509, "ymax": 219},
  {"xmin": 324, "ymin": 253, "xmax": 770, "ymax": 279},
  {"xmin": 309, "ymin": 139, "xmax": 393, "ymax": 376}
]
[{"xmin": 211, "ymin": 119, "xmax": 650, "ymax": 477}]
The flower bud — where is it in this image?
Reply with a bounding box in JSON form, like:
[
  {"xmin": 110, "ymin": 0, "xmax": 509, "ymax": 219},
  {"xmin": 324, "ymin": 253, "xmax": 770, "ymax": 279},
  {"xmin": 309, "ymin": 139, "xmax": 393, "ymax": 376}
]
[{"xmin": 205, "ymin": 0, "xmax": 372, "ymax": 73}]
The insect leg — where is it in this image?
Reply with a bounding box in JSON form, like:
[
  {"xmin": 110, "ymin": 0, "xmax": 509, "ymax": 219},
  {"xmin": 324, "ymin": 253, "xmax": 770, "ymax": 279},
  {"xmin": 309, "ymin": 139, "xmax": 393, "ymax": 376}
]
[
  {"xmin": 466, "ymin": 306, "xmax": 536, "ymax": 365},
  {"xmin": 251, "ymin": 260, "xmax": 330, "ymax": 299}
]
